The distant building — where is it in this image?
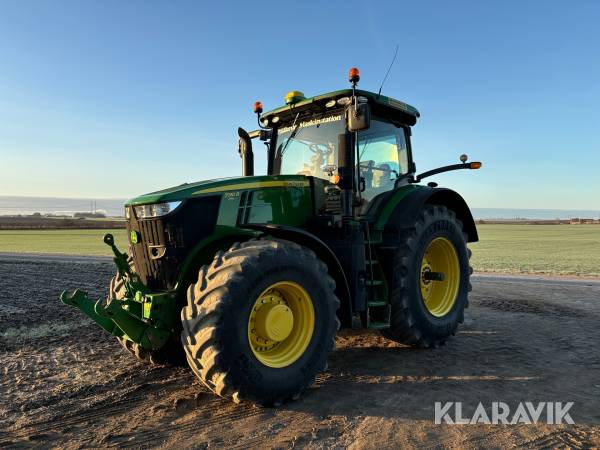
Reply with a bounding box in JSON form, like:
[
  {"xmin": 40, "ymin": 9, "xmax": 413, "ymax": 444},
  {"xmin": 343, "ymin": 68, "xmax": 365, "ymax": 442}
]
[
  {"xmin": 569, "ymin": 218, "xmax": 600, "ymax": 224},
  {"xmin": 73, "ymin": 212, "xmax": 106, "ymax": 219}
]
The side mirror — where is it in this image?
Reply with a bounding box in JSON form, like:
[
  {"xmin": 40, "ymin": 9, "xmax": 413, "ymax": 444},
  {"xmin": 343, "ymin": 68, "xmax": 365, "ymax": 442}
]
[{"xmin": 347, "ymin": 102, "xmax": 371, "ymax": 132}]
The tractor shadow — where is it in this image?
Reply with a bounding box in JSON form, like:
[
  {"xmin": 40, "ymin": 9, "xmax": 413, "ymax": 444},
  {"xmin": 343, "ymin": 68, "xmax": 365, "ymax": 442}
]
[
  {"xmin": 283, "ymin": 328, "xmax": 546, "ymax": 421},
  {"xmin": 282, "ymin": 285, "xmax": 600, "ymax": 424}
]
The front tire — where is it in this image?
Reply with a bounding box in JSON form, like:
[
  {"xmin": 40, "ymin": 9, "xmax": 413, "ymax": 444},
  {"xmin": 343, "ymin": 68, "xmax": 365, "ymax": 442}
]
[
  {"xmin": 180, "ymin": 239, "xmax": 339, "ymax": 406},
  {"xmin": 384, "ymin": 205, "xmax": 472, "ymax": 347}
]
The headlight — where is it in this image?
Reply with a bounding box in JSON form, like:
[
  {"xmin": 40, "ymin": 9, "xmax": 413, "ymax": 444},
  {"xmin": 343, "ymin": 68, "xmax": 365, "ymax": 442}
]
[{"xmin": 134, "ymin": 201, "xmax": 182, "ymax": 219}]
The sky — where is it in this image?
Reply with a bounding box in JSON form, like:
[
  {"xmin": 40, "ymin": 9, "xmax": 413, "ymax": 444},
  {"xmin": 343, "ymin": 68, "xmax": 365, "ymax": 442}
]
[{"xmin": 0, "ymin": 0, "xmax": 599, "ymax": 209}]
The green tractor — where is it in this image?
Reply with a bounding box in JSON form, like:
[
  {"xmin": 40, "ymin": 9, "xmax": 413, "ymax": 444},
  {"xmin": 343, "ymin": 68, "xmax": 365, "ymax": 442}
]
[{"xmin": 61, "ymin": 68, "xmax": 481, "ymax": 406}]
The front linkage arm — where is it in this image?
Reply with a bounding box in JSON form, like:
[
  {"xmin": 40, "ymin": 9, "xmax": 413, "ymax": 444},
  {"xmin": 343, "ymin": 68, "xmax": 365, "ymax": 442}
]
[
  {"xmin": 103, "ymin": 233, "xmax": 148, "ymax": 298},
  {"xmin": 60, "ymin": 234, "xmax": 175, "ymax": 350},
  {"xmin": 104, "ymin": 233, "xmax": 131, "ymax": 278}
]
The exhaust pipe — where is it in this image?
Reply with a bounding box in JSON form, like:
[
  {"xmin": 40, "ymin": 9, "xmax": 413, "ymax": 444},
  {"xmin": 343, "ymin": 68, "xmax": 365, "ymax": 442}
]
[{"xmin": 238, "ymin": 127, "xmax": 254, "ymax": 176}]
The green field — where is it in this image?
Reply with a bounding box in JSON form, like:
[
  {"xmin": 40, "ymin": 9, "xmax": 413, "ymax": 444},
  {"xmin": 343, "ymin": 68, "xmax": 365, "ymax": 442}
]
[
  {"xmin": 0, "ymin": 225, "xmax": 598, "ymax": 276},
  {"xmin": 0, "ymin": 229, "xmax": 129, "ymax": 257},
  {"xmin": 469, "ymin": 224, "xmax": 599, "ymax": 276}
]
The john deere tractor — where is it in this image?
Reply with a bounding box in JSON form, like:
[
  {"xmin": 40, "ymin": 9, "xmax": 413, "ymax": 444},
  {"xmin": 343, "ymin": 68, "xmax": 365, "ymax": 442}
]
[{"xmin": 61, "ymin": 68, "xmax": 481, "ymax": 406}]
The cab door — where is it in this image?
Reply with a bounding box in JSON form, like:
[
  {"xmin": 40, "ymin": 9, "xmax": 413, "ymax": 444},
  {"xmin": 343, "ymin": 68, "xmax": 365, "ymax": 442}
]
[{"xmin": 357, "ymin": 118, "xmax": 410, "ymax": 203}]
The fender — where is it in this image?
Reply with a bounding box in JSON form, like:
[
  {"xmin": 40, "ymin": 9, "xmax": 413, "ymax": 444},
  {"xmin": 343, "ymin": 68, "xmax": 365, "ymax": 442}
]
[
  {"xmin": 241, "ymin": 223, "xmax": 353, "ymax": 328},
  {"xmin": 368, "ymin": 186, "xmax": 478, "ymax": 242},
  {"xmin": 174, "ymin": 227, "xmax": 262, "ymax": 293}
]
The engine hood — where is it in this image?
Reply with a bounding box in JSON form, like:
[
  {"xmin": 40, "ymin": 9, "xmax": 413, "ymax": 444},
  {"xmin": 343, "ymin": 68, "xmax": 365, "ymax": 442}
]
[{"xmin": 125, "ymin": 175, "xmax": 310, "ymax": 206}]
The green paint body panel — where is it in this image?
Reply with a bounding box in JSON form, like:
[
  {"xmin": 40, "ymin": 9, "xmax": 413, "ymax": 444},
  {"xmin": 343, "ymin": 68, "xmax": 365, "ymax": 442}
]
[
  {"xmin": 125, "ymin": 174, "xmax": 312, "ymax": 207},
  {"xmin": 171, "ymin": 176, "xmax": 314, "ymax": 288}
]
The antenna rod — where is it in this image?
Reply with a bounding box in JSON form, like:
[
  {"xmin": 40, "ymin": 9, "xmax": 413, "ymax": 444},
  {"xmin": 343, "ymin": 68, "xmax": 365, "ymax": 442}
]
[{"xmin": 377, "ymin": 44, "xmax": 399, "ymax": 98}]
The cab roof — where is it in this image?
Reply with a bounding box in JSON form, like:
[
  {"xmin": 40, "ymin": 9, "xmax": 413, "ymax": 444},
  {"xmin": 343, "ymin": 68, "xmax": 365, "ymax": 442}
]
[{"xmin": 261, "ymin": 89, "xmax": 421, "ymax": 127}]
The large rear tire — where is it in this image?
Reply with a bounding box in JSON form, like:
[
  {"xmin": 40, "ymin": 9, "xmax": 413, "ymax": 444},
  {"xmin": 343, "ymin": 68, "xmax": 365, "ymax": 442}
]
[
  {"xmin": 181, "ymin": 239, "xmax": 339, "ymax": 406},
  {"xmin": 109, "ymin": 263, "xmax": 184, "ymax": 366},
  {"xmin": 383, "ymin": 205, "xmax": 472, "ymax": 347}
]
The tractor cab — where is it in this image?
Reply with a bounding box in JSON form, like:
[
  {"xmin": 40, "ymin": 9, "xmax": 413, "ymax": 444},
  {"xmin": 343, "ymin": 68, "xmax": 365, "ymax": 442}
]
[
  {"xmin": 268, "ymin": 97, "xmax": 414, "ymax": 205},
  {"xmin": 240, "ymin": 72, "xmax": 421, "ymax": 215}
]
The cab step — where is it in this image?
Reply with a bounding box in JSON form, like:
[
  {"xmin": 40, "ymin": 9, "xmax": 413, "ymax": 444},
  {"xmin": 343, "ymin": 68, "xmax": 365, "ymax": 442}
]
[
  {"xmin": 365, "ymin": 280, "xmax": 383, "ymax": 286},
  {"xmin": 368, "ymin": 321, "xmax": 390, "ymax": 330},
  {"xmin": 367, "ymin": 300, "xmax": 387, "ymax": 307}
]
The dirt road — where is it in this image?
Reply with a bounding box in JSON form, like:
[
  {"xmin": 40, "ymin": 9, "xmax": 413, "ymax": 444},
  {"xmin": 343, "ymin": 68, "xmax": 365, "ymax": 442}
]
[{"xmin": 1, "ymin": 254, "xmax": 599, "ymax": 449}]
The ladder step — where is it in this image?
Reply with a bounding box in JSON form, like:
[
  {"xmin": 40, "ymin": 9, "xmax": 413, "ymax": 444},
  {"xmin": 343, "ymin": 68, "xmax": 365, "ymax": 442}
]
[
  {"xmin": 365, "ymin": 259, "xmax": 379, "ymax": 265},
  {"xmin": 365, "ymin": 280, "xmax": 383, "ymax": 286},
  {"xmin": 368, "ymin": 321, "xmax": 390, "ymax": 330},
  {"xmin": 368, "ymin": 300, "xmax": 387, "ymax": 307}
]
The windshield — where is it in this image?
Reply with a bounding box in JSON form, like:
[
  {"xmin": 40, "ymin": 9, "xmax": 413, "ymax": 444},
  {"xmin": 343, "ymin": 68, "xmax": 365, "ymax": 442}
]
[
  {"xmin": 274, "ymin": 113, "xmax": 344, "ymax": 181},
  {"xmin": 274, "ymin": 114, "xmax": 409, "ymax": 200}
]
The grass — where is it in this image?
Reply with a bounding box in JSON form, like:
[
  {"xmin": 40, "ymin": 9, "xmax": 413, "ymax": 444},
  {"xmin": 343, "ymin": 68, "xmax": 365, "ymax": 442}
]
[
  {"xmin": 0, "ymin": 229, "xmax": 128, "ymax": 257},
  {"xmin": 0, "ymin": 225, "xmax": 598, "ymax": 276},
  {"xmin": 470, "ymin": 224, "xmax": 600, "ymax": 276}
]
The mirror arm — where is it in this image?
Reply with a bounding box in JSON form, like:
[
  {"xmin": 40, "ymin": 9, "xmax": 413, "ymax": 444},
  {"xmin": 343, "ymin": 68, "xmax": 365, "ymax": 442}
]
[{"xmin": 412, "ymin": 162, "xmax": 481, "ymax": 183}]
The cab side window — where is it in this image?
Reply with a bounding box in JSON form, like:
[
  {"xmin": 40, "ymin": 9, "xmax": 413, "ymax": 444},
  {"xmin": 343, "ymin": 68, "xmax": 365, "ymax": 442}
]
[{"xmin": 358, "ymin": 119, "xmax": 408, "ymax": 201}]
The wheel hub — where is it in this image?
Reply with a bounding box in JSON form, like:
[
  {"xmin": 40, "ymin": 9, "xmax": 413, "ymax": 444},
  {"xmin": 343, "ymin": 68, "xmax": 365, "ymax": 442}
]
[
  {"xmin": 247, "ymin": 282, "xmax": 315, "ymax": 368},
  {"xmin": 254, "ymin": 303, "xmax": 294, "ymax": 342},
  {"xmin": 419, "ymin": 237, "xmax": 460, "ymax": 317},
  {"xmin": 420, "ymin": 259, "xmax": 433, "ymax": 299}
]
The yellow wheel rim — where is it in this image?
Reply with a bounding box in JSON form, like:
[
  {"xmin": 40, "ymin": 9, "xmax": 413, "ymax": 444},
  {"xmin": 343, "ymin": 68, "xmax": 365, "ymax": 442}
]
[
  {"xmin": 420, "ymin": 237, "xmax": 460, "ymax": 317},
  {"xmin": 248, "ymin": 281, "xmax": 315, "ymax": 368}
]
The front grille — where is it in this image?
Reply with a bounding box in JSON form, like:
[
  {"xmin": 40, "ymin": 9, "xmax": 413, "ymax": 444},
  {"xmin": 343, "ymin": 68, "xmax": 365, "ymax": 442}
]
[{"xmin": 126, "ymin": 196, "xmax": 221, "ymax": 290}]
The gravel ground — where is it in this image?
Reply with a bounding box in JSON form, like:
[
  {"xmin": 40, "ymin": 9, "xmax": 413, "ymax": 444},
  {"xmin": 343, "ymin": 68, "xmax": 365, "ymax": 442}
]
[{"xmin": 1, "ymin": 254, "xmax": 599, "ymax": 449}]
